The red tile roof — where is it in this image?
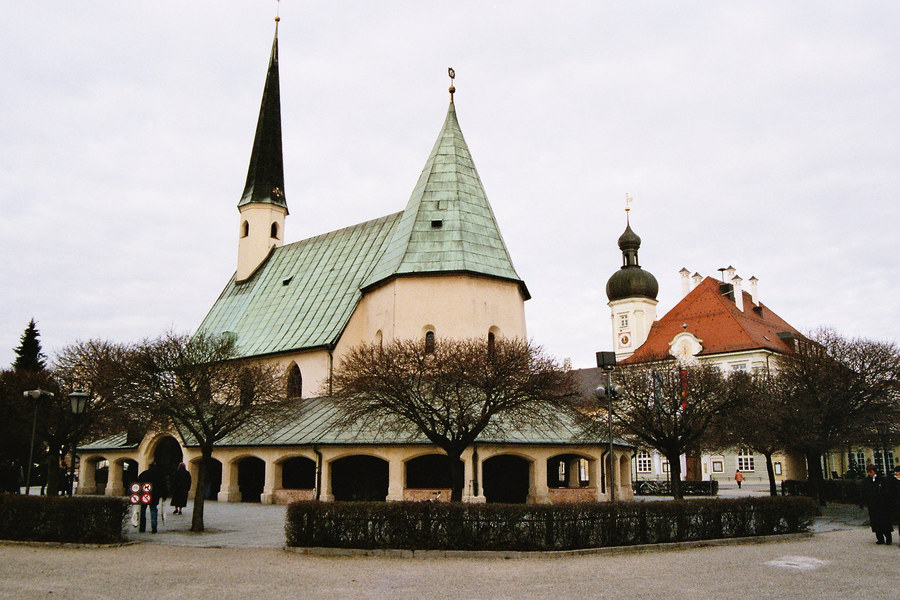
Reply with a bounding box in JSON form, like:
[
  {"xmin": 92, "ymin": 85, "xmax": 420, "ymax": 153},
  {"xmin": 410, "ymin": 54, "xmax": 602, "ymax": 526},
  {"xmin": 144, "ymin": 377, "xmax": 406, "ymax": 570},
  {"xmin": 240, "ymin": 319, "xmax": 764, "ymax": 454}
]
[{"xmin": 624, "ymin": 276, "xmax": 801, "ymax": 363}]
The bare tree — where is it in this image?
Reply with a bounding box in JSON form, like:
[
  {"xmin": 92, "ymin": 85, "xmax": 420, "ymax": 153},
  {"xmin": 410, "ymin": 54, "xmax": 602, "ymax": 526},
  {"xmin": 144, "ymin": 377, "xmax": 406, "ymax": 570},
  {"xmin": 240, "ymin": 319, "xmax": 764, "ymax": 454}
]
[
  {"xmin": 120, "ymin": 331, "xmax": 293, "ymax": 532},
  {"xmin": 329, "ymin": 337, "xmax": 578, "ymax": 501},
  {"xmin": 709, "ymin": 370, "xmax": 785, "ymax": 496},
  {"xmin": 607, "ymin": 358, "xmax": 732, "ymax": 500},
  {"xmin": 775, "ymin": 328, "xmax": 900, "ymax": 505}
]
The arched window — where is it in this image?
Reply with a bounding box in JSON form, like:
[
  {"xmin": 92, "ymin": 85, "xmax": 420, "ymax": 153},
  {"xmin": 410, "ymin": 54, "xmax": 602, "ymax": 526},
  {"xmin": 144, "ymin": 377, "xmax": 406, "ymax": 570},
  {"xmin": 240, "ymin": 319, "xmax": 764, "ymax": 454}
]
[
  {"xmin": 241, "ymin": 221, "xmax": 249, "ymax": 238},
  {"xmin": 287, "ymin": 364, "xmax": 302, "ymax": 398},
  {"xmin": 487, "ymin": 331, "xmax": 496, "ymax": 356},
  {"xmin": 374, "ymin": 330, "xmax": 383, "ymax": 350},
  {"xmin": 270, "ymin": 222, "xmax": 279, "ymax": 239},
  {"xmin": 424, "ymin": 330, "xmax": 435, "ymax": 354}
]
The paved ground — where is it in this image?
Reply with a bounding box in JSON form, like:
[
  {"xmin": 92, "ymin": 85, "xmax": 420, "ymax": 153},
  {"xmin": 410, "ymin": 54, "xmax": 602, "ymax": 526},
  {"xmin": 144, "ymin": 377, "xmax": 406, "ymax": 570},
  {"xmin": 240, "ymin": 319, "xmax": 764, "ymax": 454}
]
[{"xmin": 0, "ymin": 484, "xmax": 889, "ymax": 600}]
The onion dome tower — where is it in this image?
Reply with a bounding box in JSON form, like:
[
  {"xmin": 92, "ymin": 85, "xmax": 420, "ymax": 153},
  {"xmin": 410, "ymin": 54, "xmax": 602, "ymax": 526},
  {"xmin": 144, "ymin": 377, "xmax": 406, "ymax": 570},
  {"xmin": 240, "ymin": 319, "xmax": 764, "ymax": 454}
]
[{"xmin": 606, "ymin": 204, "xmax": 658, "ymax": 361}]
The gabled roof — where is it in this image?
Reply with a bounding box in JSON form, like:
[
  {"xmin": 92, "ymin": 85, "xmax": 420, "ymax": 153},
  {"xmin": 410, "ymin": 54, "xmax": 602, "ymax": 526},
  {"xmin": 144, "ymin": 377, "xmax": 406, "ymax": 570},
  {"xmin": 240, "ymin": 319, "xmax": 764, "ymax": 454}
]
[
  {"xmin": 197, "ymin": 213, "xmax": 401, "ymax": 357},
  {"xmin": 625, "ymin": 276, "xmax": 801, "ymax": 363},
  {"xmin": 80, "ymin": 397, "xmax": 620, "ymax": 450},
  {"xmin": 238, "ymin": 28, "xmax": 288, "ymax": 212},
  {"xmin": 362, "ymin": 102, "xmax": 528, "ymax": 299}
]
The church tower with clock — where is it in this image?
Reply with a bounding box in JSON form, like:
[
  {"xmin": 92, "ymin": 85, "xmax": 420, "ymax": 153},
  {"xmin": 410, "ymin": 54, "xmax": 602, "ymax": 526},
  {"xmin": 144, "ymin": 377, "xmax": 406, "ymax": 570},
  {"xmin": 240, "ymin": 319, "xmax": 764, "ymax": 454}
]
[{"xmin": 605, "ymin": 211, "xmax": 658, "ymax": 362}]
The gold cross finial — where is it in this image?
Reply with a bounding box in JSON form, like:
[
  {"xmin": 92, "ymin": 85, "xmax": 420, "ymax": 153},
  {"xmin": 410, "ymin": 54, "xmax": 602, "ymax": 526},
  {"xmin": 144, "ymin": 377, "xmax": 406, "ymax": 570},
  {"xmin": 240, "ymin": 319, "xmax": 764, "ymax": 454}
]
[
  {"xmin": 625, "ymin": 193, "xmax": 633, "ymax": 213},
  {"xmin": 448, "ymin": 67, "xmax": 456, "ymax": 103}
]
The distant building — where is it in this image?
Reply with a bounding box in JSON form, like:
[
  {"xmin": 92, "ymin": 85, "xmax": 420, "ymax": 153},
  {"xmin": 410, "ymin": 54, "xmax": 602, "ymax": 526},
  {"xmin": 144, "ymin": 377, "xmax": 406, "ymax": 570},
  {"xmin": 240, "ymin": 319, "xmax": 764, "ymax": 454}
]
[{"xmin": 577, "ymin": 216, "xmax": 808, "ymax": 485}]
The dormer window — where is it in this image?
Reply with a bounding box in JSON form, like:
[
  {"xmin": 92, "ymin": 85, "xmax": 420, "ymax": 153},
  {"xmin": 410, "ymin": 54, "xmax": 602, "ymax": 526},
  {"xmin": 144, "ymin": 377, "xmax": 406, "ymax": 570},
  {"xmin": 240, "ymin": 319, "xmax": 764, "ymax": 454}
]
[{"xmin": 431, "ymin": 220, "xmax": 443, "ymax": 229}]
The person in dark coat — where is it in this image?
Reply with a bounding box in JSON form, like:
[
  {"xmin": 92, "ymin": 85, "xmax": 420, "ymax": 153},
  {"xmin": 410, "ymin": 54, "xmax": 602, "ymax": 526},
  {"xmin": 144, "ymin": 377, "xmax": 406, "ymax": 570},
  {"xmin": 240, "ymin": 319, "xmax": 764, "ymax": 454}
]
[
  {"xmin": 136, "ymin": 463, "xmax": 169, "ymax": 533},
  {"xmin": 859, "ymin": 464, "xmax": 893, "ymax": 545},
  {"xmin": 891, "ymin": 465, "xmax": 900, "ymax": 547},
  {"xmin": 170, "ymin": 463, "xmax": 191, "ymax": 515}
]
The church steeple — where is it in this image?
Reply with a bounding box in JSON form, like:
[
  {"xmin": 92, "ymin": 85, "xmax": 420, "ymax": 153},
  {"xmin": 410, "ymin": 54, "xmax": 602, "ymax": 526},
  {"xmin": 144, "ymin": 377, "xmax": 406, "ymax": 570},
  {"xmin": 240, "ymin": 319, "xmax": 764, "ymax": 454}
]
[
  {"xmin": 362, "ymin": 76, "xmax": 528, "ymax": 299},
  {"xmin": 239, "ymin": 24, "xmax": 287, "ymax": 211},
  {"xmin": 236, "ymin": 20, "xmax": 289, "ymax": 282}
]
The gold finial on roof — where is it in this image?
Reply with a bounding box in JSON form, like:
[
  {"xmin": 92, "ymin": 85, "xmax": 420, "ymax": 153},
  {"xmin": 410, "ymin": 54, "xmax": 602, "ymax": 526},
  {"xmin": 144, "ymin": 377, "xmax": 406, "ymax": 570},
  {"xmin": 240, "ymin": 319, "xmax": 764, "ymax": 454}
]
[
  {"xmin": 625, "ymin": 193, "xmax": 633, "ymax": 213},
  {"xmin": 448, "ymin": 67, "xmax": 456, "ymax": 103},
  {"xmin": 275, "ymin": 0, "xmax": 281, "ymax": 24}
]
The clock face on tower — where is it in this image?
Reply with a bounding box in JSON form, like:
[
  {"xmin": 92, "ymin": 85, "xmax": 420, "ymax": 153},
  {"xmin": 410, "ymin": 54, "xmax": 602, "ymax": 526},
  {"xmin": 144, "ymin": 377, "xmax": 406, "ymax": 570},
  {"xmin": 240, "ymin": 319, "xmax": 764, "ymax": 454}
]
[{"xmin": 618, "ymin": 332, "xmax": 631, "ymax": 348}]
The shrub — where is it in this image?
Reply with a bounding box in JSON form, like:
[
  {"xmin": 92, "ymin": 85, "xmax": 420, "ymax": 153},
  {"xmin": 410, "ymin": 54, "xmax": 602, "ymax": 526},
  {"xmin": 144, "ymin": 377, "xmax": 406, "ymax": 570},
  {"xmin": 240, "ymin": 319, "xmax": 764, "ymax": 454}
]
[
  {"xmin": 781, "ymin": 479, "xmax": 861, "ymax": 504},
  {"xmin": 0, "ymin": 494, "xmax": 129, "ymax": 544},
  {"xmin": 285, "ymin": 496, "xmax": 815, "ymax": 551}
]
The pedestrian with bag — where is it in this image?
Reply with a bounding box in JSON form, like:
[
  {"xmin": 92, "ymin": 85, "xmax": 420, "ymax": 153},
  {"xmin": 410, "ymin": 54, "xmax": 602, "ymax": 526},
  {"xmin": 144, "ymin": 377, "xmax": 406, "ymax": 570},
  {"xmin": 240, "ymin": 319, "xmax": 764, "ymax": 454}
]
[{"xmin": 136, "ymin": 463, "xmax": 169, "ymax": 533}]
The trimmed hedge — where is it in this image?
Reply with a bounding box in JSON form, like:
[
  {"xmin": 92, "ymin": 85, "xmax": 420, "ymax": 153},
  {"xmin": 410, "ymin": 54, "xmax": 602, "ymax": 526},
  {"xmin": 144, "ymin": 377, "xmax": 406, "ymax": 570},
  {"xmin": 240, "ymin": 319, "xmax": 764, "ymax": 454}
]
[
  {"xmin": 0, "ymin": 494, "xmax": 129, "ymax": 544},
  {"xmin": 286, "ymin": 496, "xmax": 816, "ymax": 551},
  {"xmin": 633, "ymin": 480, "xmax": 719, "ymax": 496},
  {"xmin": 781, "ymin": 479, "xmax": 861, "ymax": 504}
]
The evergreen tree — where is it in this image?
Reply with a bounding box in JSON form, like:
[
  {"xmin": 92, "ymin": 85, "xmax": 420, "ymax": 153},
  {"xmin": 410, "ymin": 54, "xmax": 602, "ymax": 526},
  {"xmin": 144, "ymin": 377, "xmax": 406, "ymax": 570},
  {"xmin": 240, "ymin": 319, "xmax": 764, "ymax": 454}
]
[{"xmin": 13, "ymin": 319, "xmax": 45, "ymax": 372}]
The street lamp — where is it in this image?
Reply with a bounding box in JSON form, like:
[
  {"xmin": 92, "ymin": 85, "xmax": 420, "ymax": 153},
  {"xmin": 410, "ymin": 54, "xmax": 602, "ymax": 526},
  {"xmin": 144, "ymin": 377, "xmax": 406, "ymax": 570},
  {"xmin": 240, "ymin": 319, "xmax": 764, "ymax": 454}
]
[
  {"xmin": 595, "ymin": 351, "xmax": 622, "ymax": 502},
  {"xmin": 67, "ymin": 391, "xmax": 91, "ymax": 496},
  {"xmin": 22, "ymin": 389, "xmax": 54, "ymax": 495}
]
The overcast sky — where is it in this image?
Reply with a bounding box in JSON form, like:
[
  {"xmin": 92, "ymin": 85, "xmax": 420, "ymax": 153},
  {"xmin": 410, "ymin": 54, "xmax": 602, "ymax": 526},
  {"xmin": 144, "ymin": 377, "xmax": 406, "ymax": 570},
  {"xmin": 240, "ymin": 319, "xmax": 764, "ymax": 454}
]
[{"xmin": 2, "ymin": 2, "xmax": 898, "ymax": 370}]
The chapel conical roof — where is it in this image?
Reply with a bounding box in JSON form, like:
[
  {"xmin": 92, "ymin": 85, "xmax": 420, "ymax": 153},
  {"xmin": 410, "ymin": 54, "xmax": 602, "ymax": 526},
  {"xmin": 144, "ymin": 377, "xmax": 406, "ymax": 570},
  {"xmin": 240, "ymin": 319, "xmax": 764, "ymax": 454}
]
[
  {"xmin": 362, "ymin": 101, "xmax": 528, "ymax": 298},
  {"xmin": 238, "ymin": 27, "xmax": 288, "ymax": 213}
]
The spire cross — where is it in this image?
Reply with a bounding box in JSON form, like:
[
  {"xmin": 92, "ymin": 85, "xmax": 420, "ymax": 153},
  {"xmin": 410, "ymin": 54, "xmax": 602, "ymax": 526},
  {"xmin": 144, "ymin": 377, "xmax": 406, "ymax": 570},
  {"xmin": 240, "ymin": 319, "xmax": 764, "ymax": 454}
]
[
  {"xmin": 625, "ymin": 193, "xmax": 633, "ymax": 224},
  {"xmin": 448, "ymin": 67, "xmax": 456, "ymax": 103},
  {"xmin": 275, "ymin": 0, "xmax": 281, "ymax": 28}
]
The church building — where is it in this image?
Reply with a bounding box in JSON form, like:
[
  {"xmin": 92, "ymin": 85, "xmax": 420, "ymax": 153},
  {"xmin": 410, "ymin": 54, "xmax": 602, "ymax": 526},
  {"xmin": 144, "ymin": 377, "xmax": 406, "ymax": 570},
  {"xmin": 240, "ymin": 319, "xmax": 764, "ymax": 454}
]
[{"xmin": 77, "ymin": 23, "xmax": 632, "ymax": 505}]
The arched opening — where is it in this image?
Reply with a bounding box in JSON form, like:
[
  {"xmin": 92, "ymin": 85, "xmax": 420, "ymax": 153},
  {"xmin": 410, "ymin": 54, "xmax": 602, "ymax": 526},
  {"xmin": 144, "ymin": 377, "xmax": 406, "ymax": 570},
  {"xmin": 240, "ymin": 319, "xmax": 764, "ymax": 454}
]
[
  {"xmin": 237, "ymin": 456, "xmax": 266, "ymax": 503},
  {"xmin": 241, "ymin": 221, "xmax": 249, "ymax": 237},
  {"xmin": 122, "ymin": 459, "xmax": 139, "ymax": 491},
  {"xmin": 153, "ymin": 436, "xmax": 183, "ymax": 484},
  {"xmin": 424, "ymin": 330, "xmax": 435, "ymax": 354},
  {"xmin": 270, "ymin": 222, "xmax": 279, "ymax": 239},
  {"xmin": 619, "ymin": 454, "xmax": 630, "ymax": 489},
  {"xmin": 547, "ymin": 454, "xmax": 591, "ymax": 488},
  {"xmin": 374, "ymin": 330, "xmax": 383, "ymax": 349},
  {"xmin": 483, "ymin": 455, "xmax": 530, "ymax": 504},
  {"xmin": 331, "ymin": 455, "xmax": 389, "ymax": 501},
  {"xmin": 487, "ymin": 331, "xmax": 496, "ymax": 356},
  {"xmin": 282, "ymin": 456, "xmax": 316, "ymax": 490},
  {"xmin": 405, "ymin": 454, "xmax": 463, "ymax": 490},
  {"xmin": 286, "ymin": 363, "xmax": 302, "ymax": 398}
]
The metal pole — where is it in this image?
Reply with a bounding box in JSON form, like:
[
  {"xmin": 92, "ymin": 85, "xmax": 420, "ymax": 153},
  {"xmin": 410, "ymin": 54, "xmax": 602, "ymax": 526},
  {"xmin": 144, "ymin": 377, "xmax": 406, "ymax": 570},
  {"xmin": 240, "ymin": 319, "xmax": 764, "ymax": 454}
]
[
  {"xmin": 25, "ymin": 403, "xmax": 39, "ymax": 495},
  {"xmin": 607, "ymin": 369, "xmax": 615, "ymax": 502}
]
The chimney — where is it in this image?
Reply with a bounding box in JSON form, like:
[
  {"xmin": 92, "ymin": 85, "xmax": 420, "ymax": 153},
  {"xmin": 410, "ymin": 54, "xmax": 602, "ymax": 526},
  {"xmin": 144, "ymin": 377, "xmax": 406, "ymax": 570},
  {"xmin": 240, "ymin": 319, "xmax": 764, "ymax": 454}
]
[
  {"xmin": 692, "ymin": 272, "xmax": 703, "ymax": 289},
  {"xmin": 749, "ymin": 276, "xmax": 759, "ymax": 306},
  {"xmin": 724, "ymin": 265, "xmax": 736, "ymax": 281},
  {"xmin": 679, "ymin": 267, "xmax": 691, "ymax": 297},
  {"xmin": 731, "ymin": 274, "xmax": 743, "ymax": 311}
]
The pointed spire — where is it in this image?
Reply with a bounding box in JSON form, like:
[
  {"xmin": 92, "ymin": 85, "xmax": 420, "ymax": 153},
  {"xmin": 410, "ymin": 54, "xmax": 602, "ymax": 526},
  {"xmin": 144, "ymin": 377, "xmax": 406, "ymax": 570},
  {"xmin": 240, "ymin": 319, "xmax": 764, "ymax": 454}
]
[
  {"xmin": 363, "ymin": 89, "xmax": 527, "ymax": 298},
  {"xmin": 238, "ymin": 22, "xmax": 288, "ymax": 213}
]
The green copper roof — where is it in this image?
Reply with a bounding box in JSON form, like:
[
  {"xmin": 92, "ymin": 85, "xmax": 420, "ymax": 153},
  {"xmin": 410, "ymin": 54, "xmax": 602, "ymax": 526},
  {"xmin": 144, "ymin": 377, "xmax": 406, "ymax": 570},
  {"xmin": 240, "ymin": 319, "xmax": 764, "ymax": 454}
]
[
  {"xmin": 363, "ymin": 102, "xmax": 528, "ymax": 298},
  {"xmin": 238, "ymin": 28, "xmax": 288, "ymax": 212},
  {"xmin": 197, "ymin": 213, "xmax": 401, "ymax": 357}
]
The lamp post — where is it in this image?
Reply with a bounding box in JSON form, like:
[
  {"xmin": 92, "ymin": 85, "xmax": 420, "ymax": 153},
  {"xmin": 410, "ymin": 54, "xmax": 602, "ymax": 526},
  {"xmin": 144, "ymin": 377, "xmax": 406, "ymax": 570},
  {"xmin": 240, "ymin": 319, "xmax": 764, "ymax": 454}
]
[
  {"xmin": 595, "ymin": 352, "xmax": 621, "ymax": 502},
  {"xmin": 67, "ymin": 391, "xmax": 91, "ymax": 496},
  {"xmin": 22, "ymin": 389, "xmax": 54, "ymax": 495}
]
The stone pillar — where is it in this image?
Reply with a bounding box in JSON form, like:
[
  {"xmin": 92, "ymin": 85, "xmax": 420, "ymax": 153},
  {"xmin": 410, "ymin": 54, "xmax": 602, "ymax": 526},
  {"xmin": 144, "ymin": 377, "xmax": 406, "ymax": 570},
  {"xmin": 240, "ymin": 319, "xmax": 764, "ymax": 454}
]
[
  {"xmin": 106, "ymin": 459, "xmax": 125, "ymax": 496},
  {"xmin": 530, "ymin": 455, "xmax": 550, "ymax": 504},
  {"xmin": 217, "ymin": 459, "xmax": 241, "ymax": 502},
  {"xmin": 386, "ymin": 453, "xmax": 404, "ymax": 501},
  {"xmin": 260, "ymin": 459, "xmax": 280, "ymax": 505},
  {"xmin": 319, "ymin": 456, "xmax": 334, "ymax": 502},
  {"xmin": 78, "ymin": 457, "xmax": 96, "ymax": 495},
  {"xmin": 462, "ymin": 447, "xmax": 486, "ymax": 503}
]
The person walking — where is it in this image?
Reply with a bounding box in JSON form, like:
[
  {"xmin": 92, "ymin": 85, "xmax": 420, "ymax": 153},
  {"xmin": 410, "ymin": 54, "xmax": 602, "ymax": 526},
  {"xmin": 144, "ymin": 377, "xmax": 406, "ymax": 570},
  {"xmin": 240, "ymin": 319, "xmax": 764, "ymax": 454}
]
[
  {"xmin": 734, "ymin": 470, "xmax": 744, "ymax": 489},
  {"xmin": 170, "ymin": 462, "xmax": 192, "ymax": 515},
  {"xmin": 136, "ymin": 463, "xmax": 169, "ymax": 533},
  {"xmin": 859, "ymin": 464, "xmax": 893, "ymax": 545},
  {"xmin": 891, "ymin": 465, "xmax": 900, "ymax": 548}
]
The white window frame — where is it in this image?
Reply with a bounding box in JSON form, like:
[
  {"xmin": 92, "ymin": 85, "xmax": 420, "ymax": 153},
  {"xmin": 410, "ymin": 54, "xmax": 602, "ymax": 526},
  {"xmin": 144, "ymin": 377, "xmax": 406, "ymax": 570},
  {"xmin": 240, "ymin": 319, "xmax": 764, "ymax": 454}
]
[
  {"xmin": 737, "ymin": 448, "xmax": 755, "ymax": 472},
  {"xmin": 635, "ymin": 450, "xmax": 652, "ymax": 474},
  {"xmin": 619, "ymin": 313, "xmax": 628, "ymax": 328}
]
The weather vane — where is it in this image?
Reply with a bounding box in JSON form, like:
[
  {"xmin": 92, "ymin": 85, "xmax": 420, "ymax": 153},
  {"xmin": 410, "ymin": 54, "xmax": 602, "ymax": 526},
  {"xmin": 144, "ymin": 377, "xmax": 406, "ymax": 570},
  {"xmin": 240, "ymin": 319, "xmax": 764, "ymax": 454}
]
[
  {"xmin": 448, "ymin": 67, "xmax": 456, "ymax": 103},
  {"xmin": 625, "ymin": 193, "xmax": 633, "ymax": 213}
]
